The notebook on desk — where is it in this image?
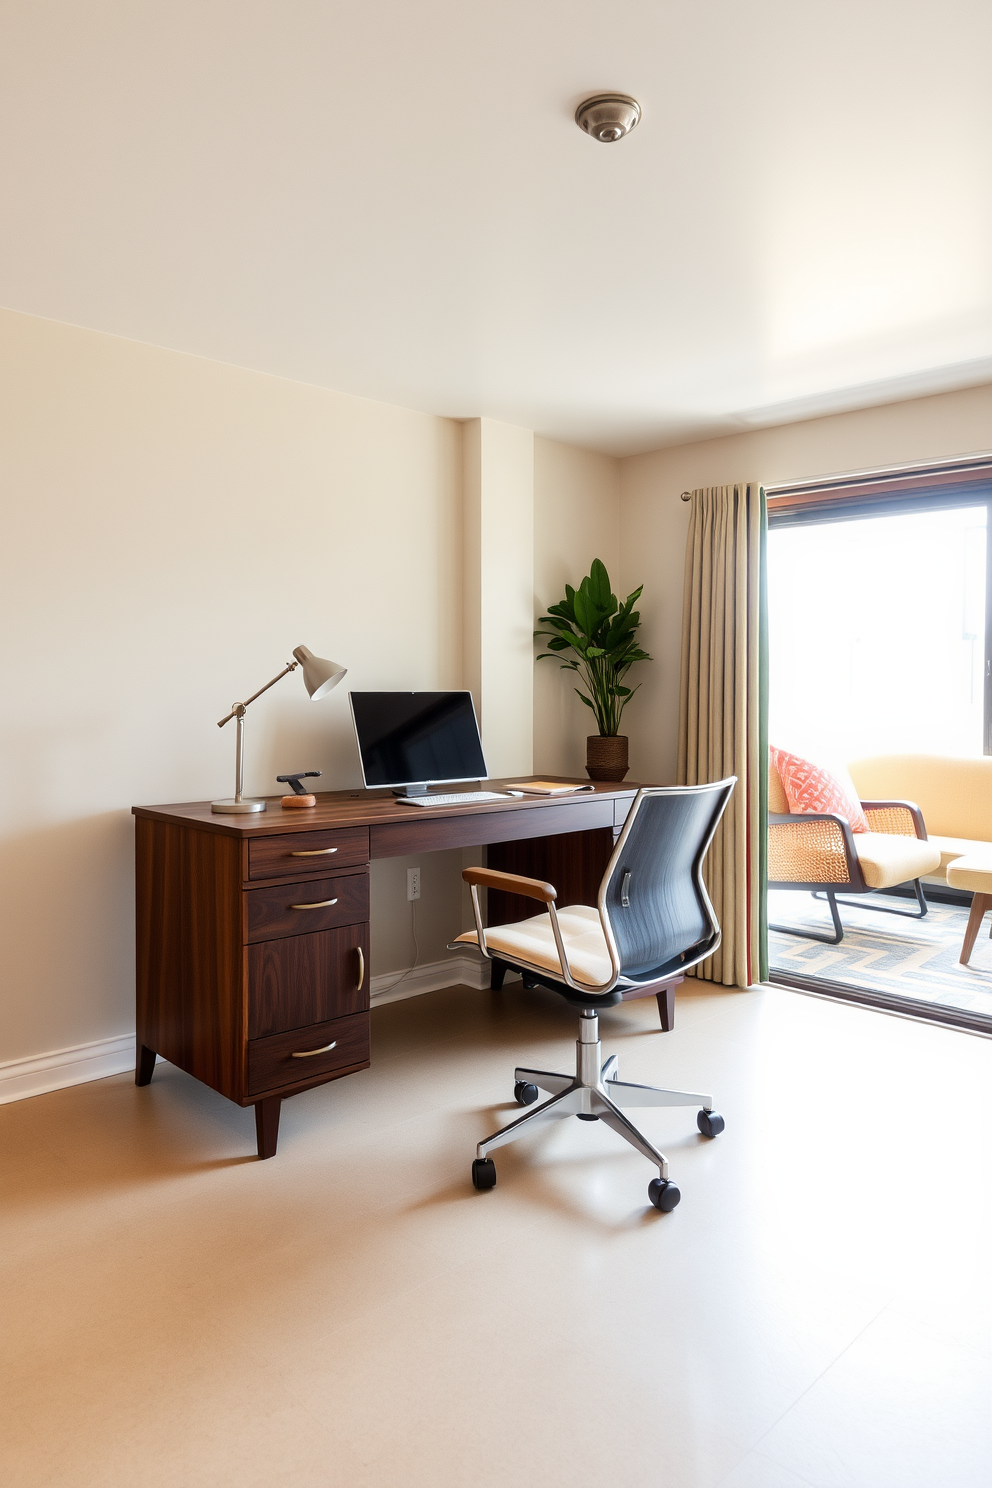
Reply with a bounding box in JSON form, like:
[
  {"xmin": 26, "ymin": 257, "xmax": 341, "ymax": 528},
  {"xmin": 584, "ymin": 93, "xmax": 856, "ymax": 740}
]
[{"xmin": 506, "ymin": 781, "xmax": 596, "ymax": 796}]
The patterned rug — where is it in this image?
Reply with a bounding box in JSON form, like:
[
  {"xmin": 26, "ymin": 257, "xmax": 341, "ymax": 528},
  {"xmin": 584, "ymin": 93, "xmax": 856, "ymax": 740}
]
[{"xmin": 768, "ymin": 889, "xmax": 992, "ymax": 1019}]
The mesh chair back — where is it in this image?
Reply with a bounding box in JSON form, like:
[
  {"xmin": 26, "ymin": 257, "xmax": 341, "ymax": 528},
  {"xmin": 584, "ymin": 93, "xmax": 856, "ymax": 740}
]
[{"xmin": 600, "ymin": 779, "xmax": 736, "ymax": 982}]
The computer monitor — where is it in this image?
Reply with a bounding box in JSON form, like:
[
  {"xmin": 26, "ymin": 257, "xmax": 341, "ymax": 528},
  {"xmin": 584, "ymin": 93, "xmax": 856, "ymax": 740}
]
[{"xmin": 349, "ymin": 691, "xmax": 488, "ymax": 796}]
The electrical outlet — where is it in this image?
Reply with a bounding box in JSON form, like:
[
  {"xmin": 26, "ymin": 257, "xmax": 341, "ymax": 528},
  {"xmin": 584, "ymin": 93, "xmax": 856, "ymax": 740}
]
[{"xmin": 407, "ymin": 867, "xmax": 421, "ymax": 901}]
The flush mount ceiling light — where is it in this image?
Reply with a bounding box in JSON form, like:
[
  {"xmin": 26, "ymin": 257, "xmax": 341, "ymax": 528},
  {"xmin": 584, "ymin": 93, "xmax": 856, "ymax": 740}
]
[{"xmin": 574, "ymin": 93, "xmax": 641, "ymax": 143}]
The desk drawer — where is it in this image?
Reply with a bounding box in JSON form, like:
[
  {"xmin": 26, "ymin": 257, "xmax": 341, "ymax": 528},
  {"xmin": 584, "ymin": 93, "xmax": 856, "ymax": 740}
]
[
  {"xmin": 247, "ymin": 827, "xmax": 369, "ymax": 882},
  {"xmin": 246, "ymin": 871, "xmax": 369, "ymax": 942},
  {"xmin": 369, "ymin": 797, "xmax": 615, "ymax": 857},
  {"xmin": 247, "ymin": 1010, "xmax": 370, "ymax": 1096},
  {"xmin": 248, "ymin": 924, "xmax": 369, "ymax": 1038}
]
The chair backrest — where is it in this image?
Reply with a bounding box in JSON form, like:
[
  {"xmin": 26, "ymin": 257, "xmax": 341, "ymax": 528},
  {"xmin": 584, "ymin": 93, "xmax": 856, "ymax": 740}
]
[{"xmin": 600, "ymin": 779, "xmax": 736, "ymax": 983}]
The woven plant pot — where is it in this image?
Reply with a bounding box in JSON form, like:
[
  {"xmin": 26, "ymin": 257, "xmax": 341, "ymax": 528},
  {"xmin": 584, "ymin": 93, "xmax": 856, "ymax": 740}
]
[{"xmin": 586, "ymin": 734, "xmax": 629, "ymax": 782}]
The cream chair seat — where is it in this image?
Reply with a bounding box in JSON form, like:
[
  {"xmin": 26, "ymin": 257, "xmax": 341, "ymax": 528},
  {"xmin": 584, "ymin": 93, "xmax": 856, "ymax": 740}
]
[
  {"xmin": 781, "ymin": 828, "xmax": 941, "ymax": 890},
  {"xmin": 455, "ymin": 904, "xmax": 611, "ymax": 990}
]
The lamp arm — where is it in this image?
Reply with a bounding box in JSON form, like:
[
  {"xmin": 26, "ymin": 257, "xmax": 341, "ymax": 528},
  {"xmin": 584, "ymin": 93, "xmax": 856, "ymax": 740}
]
[{"xmin": 217, "ymin": 661, "xmax": 298, "ymax": 728}]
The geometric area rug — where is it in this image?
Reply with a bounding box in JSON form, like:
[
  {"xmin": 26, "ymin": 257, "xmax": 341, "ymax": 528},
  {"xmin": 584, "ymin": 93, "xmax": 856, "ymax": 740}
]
[{"xmin": 768, "ymin": 888, "xmax": 992, "ymax": 1020}]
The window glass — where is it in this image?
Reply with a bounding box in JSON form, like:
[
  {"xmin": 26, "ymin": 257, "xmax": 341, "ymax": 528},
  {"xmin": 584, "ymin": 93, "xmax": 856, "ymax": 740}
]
[{"xmin": 768, "ymin": 505, "xmax": 986, "ymax": 761}]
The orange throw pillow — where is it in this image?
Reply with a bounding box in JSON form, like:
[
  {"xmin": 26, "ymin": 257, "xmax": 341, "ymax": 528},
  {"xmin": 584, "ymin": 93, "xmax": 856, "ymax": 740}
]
[{"xmin": 770, "ymin": 747, "xmax": 870, "ymax": 833}]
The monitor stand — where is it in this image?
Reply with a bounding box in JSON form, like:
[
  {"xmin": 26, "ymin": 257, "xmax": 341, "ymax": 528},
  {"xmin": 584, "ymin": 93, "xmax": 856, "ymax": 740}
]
[{"xmin": 391, "ymin": 783, "xmax": 429, "ymax": 798}]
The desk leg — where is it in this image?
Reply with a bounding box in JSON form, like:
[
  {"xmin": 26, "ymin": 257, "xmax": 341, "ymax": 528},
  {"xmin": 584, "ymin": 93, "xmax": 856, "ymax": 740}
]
[
  {"xmin": 135, "ymin": 1044, "xmax": 157, "ymax": 1085},
  {"xmin": 254, "ymin": 1096, "xmax": 282, "ymax": 1159}
]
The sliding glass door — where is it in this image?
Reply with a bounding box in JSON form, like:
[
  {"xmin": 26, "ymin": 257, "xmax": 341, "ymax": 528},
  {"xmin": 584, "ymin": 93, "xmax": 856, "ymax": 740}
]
[{"xmin": 766, "ymin": 482, "xmax": 992, "ymax": 1032}]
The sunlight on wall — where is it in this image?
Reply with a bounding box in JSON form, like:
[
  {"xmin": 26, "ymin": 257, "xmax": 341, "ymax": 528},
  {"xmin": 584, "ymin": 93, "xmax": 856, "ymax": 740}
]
[{"xmin": 768, "ymin": 506, "xmax": 986, "ymax": 763}]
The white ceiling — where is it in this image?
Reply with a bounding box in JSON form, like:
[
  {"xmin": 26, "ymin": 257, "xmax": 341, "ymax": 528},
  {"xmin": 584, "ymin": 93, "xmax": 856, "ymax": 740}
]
[{"xmin": 2, "ymin": 1, "xmax": 991, "ymax": 455}]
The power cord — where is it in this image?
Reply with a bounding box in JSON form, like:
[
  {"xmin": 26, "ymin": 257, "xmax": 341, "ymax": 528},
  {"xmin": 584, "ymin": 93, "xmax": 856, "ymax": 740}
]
[{"xmin": 373, "ymin": 898, "xmax": 420, "ymax": 996}]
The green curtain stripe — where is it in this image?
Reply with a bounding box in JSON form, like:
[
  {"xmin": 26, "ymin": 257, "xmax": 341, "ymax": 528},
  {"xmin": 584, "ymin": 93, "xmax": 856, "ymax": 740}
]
[{"xmin": 756, "ymin": 487, "xmax": 769, "ymax": 984}]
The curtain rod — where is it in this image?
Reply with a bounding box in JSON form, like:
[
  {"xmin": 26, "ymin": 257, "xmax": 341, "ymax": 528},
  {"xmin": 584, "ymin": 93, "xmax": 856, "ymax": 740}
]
[
  {"xmin": 765, "ymin": 450, "xmax": 992, "ymax": 496},
  {"xmin": 680, "ymin": 453, "xmax": 992, "ymax": 502}
]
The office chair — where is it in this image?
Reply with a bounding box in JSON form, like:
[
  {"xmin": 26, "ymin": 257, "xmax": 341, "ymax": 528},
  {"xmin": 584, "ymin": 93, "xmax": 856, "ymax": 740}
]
[{"xmin": 455, "ymin": 778, "xmax": 736, "ymax": 1211}]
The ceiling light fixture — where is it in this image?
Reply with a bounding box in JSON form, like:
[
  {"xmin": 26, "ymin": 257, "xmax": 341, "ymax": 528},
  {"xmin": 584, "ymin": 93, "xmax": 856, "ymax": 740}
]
[{"xmin": 574, "ymin": 93, "xmax": 641, "ymax": 143}]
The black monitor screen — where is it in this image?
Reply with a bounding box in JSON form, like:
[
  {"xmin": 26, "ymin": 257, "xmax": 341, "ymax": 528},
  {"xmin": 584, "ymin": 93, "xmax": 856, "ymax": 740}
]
[{"xmin": 349, "ymin": 692, "xmax": 488, "ymax": 788}]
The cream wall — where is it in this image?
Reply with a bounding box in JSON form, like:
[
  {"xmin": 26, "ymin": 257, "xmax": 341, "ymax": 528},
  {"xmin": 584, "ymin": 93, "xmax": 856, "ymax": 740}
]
[
  {"xmin": 618, "ymin": 383, "xmax": 992, "ymax": 785},
  {"xmin": 532, "ymin": 437, "xmax": 620, "ymax": 777},
  {"xmin": 462, "ymin": 417, "xmax": 535, "ymax": 777},
  {"xmin": 0, "ymin": 308, "xmax": 470, "ymax": 1066},
  {"xmin": 0, "ymin": 311, "xmax": 623, "ymax": 1077}
]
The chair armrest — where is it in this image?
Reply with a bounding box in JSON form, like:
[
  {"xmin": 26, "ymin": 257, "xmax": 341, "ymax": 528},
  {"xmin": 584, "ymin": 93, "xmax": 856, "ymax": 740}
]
[
  {"xmin": 462, "ymin": 867, "xmax": 557, "ymax": 903},
  {"xmin": 768, "ymin": 811, "xmax": 863, "ymax": 888},
  {"xmin": 859, "ymin": 800, "xmax": 928, "ymax": 839},
  {"xmin": 460, "ymin": 867, "xmax": 596, "ymax": 993},
  {"xmin": 769, "ymin": 811, "xmax": 857, "ymax": 840}
]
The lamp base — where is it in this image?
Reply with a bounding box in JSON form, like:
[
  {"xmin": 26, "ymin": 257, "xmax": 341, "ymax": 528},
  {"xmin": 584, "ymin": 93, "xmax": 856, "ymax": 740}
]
[{"xmin": 211, "ymin": 798, "xmax": 267, "ymax": 814}]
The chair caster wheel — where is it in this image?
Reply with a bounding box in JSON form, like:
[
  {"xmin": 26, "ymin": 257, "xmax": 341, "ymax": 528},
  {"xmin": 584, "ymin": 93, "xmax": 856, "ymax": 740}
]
[
  {"xmin": 514, "ymin": 1081, "xmax": 539, "ymax": 1106},
  {"xmin": 472, "ymin": 1158, "xmax": 497, "ymax": 1191},
  {"xmin": 576, "ymin": 1112, "xmax": 598, "ymax": 1121},
  {"xmin": 697, "ymin": 1109, "xmax": 725, "ymax": 1138},
  {"xmin": 648, "ymin": 1177, "xmax": 681, "ymax": 1212}
]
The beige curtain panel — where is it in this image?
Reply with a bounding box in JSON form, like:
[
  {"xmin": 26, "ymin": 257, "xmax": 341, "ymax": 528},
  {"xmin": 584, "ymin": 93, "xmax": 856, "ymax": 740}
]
[{"xmin": 678, "ymin": 483, "xmax": 768, "ymax": 987}]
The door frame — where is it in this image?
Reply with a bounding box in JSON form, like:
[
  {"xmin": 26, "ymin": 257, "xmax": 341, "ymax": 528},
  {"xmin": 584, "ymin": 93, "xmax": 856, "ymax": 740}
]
[{"xmin": 765, "ymin": 455, "xmax": 992, "ymax": 1034}]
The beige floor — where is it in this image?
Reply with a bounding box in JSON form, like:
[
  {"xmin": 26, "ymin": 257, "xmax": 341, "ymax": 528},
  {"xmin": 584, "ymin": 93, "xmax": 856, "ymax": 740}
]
[{"xmin": 2, "ymin": 982, "xmax": 991, "ymax": 1488}]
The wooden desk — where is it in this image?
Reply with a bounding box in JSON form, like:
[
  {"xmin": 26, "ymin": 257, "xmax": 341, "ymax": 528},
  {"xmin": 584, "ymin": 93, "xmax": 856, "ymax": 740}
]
[{"xmin": 132, "ymin": 778, "xmax": 679, "ymax": 1157}]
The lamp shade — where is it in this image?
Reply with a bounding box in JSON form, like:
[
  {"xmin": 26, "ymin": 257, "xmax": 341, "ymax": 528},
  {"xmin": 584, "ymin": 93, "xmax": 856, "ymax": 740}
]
[{"xmin": 293, "ymin": 645, "xmax": 347, "ymax": 701}]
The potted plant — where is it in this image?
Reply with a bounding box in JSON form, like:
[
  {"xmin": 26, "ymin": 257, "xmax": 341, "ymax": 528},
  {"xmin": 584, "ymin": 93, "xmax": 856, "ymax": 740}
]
[{"xmin": 535, "ymin": 559, "xmax": 652, "ymax": 781}]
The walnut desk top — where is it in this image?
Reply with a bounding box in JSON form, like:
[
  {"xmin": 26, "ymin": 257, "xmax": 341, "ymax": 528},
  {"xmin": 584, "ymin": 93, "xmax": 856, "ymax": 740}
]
[{"xmin": 132, "ymin": 776, "xmax": 643, "ymax": 855}]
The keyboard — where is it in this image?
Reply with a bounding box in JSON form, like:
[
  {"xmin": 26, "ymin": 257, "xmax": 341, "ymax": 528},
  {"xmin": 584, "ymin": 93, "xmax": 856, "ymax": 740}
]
[{"xmin": 397, "ymin": 790, "xmax": 510, "ymax": 808}]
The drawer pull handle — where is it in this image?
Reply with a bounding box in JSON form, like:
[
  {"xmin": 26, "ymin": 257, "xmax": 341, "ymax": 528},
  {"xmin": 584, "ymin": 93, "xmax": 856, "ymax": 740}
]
[
  {"xmin": 356, "ymin": 945, "xmax": 365, "ymax": 991},
  {"xmin": 289, "ymin": 898, "xmax": 338, "ymax": 910},
  {"xmin": 290, "ymin": 847, "xmax": 338, "ymax": 857},
  {"xmin": 291, "ymin": 1041, "xmax": 338, "ymax": 1059}
]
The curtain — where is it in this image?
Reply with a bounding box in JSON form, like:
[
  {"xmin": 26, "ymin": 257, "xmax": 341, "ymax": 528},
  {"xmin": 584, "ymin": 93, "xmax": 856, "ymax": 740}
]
[{"xmin": 677, "ymin": 483, "xmax": 768, "ymax": 987}]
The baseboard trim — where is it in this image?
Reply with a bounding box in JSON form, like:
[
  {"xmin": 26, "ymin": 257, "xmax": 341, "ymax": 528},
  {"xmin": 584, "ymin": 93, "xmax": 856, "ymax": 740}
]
[
  {"xmin": 0, "ymin": 1033, "xmax": 137, "ymax": 1105},
  {"xmin": 371, "ymin": 954, "xmax": 489, "ymax": 1005},
  {"xmin": 0, "ymin": 957, "xmax": 490, "ymax": 1105}
]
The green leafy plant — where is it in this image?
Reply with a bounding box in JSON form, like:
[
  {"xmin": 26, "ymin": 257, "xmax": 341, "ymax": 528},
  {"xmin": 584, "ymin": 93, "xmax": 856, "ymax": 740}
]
[{"xmin": 535, "ymin": 559, "xmax": 652, "ymax": 736}]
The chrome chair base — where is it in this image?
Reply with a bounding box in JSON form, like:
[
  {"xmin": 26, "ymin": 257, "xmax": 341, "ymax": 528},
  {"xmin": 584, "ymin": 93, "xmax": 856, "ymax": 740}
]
[{"xmin": 476, "ymin": 1009, "xmax": 718, "ymax": 1189}]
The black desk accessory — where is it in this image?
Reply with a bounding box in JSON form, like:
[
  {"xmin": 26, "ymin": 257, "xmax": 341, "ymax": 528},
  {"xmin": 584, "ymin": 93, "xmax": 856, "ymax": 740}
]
[{"xmin": 278, "ymin": 771, "xmax": 322, "ymax": 809}]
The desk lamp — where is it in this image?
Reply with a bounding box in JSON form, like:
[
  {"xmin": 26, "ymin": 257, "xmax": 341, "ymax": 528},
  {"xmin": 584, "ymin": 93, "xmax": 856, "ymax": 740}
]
[{"xmin": 211, "ymin": 645, "xmax": 346, "ymax": 814}]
